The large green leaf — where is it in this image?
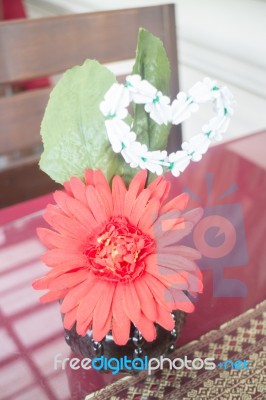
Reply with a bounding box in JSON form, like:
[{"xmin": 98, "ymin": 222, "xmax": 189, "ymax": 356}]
[
  {"xmin": 40, "ymin": 60, "xmax": 127, "ymax": 184},
  {"xmin": 132, "ymin": 28, "xmax": 171, "ymax": 150},
  {"xmin": 40, "ymin": 30, "xmax": 172, "ymax": 186}
]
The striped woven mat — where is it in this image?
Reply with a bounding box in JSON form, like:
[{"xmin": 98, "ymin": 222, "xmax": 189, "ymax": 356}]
[{"xmin": 85, "ymin": 300, "xmax": 266, "ymax": 400}]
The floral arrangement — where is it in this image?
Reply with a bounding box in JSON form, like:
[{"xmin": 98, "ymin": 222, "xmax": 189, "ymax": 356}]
[
  {"xmin": 33, "ymin": 29, "xmax": 234, "ymax": 346},
  {"xmin": 100, "ymin": 76, "xmax": 233, "ymax": 177}
]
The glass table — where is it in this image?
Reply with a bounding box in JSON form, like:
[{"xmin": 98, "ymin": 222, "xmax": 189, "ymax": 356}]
[{"xmin": 0, "ymin": 131, "xmax": 265, "ymax": 399}]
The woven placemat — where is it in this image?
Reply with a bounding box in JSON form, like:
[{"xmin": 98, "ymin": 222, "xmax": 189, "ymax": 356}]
[{"xmin": 85, "ymin": 300, "xmax": 266, "ymax": 400}]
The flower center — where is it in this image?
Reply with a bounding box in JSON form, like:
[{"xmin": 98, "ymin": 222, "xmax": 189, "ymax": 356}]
[{"xmin": 84, "ymin": 217, "xmax": 155, "ymax": 282}]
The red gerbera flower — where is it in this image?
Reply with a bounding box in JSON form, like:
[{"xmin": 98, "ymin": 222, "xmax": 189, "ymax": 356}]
[{"xmin": 33, "ymin": 169, "xmax": 203, "ymax": 345}]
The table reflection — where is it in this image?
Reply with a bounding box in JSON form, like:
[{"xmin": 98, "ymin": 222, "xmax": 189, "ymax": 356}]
[{"xmin": 0, "ymin": 212, "xmax": 128, "ymax": 400}]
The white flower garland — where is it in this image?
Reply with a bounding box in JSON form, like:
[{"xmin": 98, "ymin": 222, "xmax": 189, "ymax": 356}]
[{"xmin": 100, "ymin": 75, "xmax": 234, "ymax": 176}]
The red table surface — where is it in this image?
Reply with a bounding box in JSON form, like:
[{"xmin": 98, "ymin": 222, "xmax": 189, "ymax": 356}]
[{"xmin": 0, "ymin": 131, "xmax": 265, "ymax": 399}]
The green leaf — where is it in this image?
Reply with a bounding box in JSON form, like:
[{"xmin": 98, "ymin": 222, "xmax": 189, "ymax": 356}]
[
  {"xmin": 40, "ymin": 30, "xmax": 172, "ymax": 187},
  {"xmin": 40, "ymin": 59, "xmax": 135, "ymax": 184},
  {"xmin": 132, "ymin": 28, "xmax": 171, "ymax": 150}
]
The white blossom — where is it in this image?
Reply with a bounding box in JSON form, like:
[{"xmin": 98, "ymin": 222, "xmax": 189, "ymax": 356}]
[
  {"xmin": 125, "ymin": 75, "xmax": 157, "ymax": 103},
  {"xmin": 188, "ymin": 80, "xmax": 214, "ymax": 103},
  {"xmin": 140, "ymin": 150, "xmax": 167, "ymax": 175},
  {"xmin": 214, "ymin": 86, "xmax": 234, "ymax": 117},
  {"xmin": 144, "ymin": 93, "xmax": 171, "ymax": 125},
  {"xmin": 182, "ymin": 134, "xmax": 211, "ymax": 162},
  {"xmin": 105, "ymin": 119, "xmax": 135, "ymax": 153},
  {"xmin": 171, "ymin": 92, "xmax": 199, "ymax": 125},
  {"xmin": 126, "ymin": 75, "xmax": 171, "ymax": 125},
  {"xmin": 100, "ymin": 83, "xmax": 130, "ymax": 119},
  {"xmin": 168, "ymin": 151, "xmax": 191, "ymax": 177},
  {"xmin": 203, "ymin": 115, "xmax": 231, "ymax": 141},
  {"xmin": 121, "ymin": 141, "xmax": 147, "ymax": 168},
  {"xmin": 100, "ymin": 74, "xmax": 234, "ymax": 178},
  {"xmin": 121, "ymin": 142, "xmax": 167, "ymax": 175}
]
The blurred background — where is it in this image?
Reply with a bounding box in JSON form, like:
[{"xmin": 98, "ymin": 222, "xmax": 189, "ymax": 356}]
[{"xmin": 23, "ymin": 0, "xmax": 266, "ymax": 141}]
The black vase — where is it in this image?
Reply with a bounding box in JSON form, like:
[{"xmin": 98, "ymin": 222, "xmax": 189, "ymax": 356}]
[{"xmin": 63, "ymin": 310, "xmax": 185, "ymax": 374}]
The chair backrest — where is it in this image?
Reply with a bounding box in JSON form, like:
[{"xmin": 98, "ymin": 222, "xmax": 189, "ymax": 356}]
[{"xmin": 0, "ymin": 4, "xmax": 181, "ymax": 208}]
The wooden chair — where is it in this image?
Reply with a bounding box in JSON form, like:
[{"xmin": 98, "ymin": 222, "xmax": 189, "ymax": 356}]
[{"xmin": 0, "ymin": 4, "xmax": 181, "ymax": 208}]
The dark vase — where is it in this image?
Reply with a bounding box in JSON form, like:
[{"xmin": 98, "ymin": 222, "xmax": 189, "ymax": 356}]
[{"xmin": 63, "ymin": 311, "xmax": 185, "ymax": 374}]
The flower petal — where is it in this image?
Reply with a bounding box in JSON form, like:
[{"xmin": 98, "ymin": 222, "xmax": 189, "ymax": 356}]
[
  {"xmin": 96, "ymin": 185, "xmax": 114, "ymax": 219},
  {"xmin": 138, "ymin": 198, "xmax": 160, "ymax": 232},
  {"xmin": 76, "ymin": 314, "xmax": 93, "ymax": 336},
  {"xmin": 142, "ymin": 273, "xmax": 172, "ymax": 312},
  {"xmin": 122, "ymin": 283, "xmax": 141, "ymax": 325},
  {"xmin": 40, "ymin": 289, "xmax": 68, "ymax": 303},
  {"xmin": 112, "ymin": 175, "xmax": 127, "ymax": 216},
  {"xmin": 182, "ymin": 208, "xmax": 203, "ymax": 225},
  {"xmin": 130, "ymin": 188, "xmax": 151, "ymax": 225},
  {"xmin": 41, "ymin": 249, "xmax": 86, "ymax": 268},
  {"xmin": 86, "ymin": 186, "xmax": 108, "ymax": 225},
  {"xmin": 124, "ymin": 170, "xmax": 147, "ymax": 218},
  {"xmin": 157, "ymin": 245, "xmax": 201, "ymax": 260},
  {"xmin": 76, "ymin": 280, "xmax": 107, "ymax": 326},
  {"xmin": 63, "ymin": 181, "xmax": 72, "ymax": 195},
  {"xmin": 93, "ymin": 170, "xmax": 113, "ymax": 217},
  {"xmin": 112, "ymin": 284, "xmax": 128, "ymax": 326},
  {"xmin": 153, "ymin": 221, "xmax": 194, "ymax": 245},
  {"xmin": 33, "ymin": 266, "xmax": 78, "ymax": 290},
  {"xmin": 149, "ymin": 253, "xmax": 200, "ymax": 274},
  {"xmin": 60, "ymin": 276, "xmax": 97, "ymax": 313},
  {"xmin": 37, "ymin": 227, "xmax": 83, "ymax": 250},
  {"xmin": 93, "ymin": 282, "xmax": 116, "ymax": 341},
  {"xmin": 93, "ymin": 307, "xmax": 112, "ymax": 342},
  {"xmin": 136, "ymin": 313, "xmax": 157, "ymax": 342},
  {"xmin": 160, "ymin": 193, "xmax": 189, "ymax": 214},
  {"xmin": 134, "ymin": 278, "xmax": 157, "ymax": 321},
  {"xmin": 112, "ymin": 316, "xmax": 130, "ymax": 345},
  {"xmin": 63, "ymin": 306, "xmax": 78, "ymax": 330},
  {"xmin": 93, "ymin": 169, "xmax": 111, "ymax": 193},
  {"xmin": 156, "ymin": 305, "xmax": 175, "ymax": 331},
  {"xmin": 167, "ymin": 288, "xmax": 195, "ymax": 313},
  {"xmin": 84, "ymin": 169, "xmax": 94, "ymax": 186},
  {"xmin": 69, "ymin": 177, "xmax": 87, "ymax": 206},
  {"xmin": 149, "ymin": 176, "xmax": 169, "ymax": 203},
  {"xmin": 153, "ymin": 253, "xmax": 203, "ymax": 293},
  {"xmin": 146, "ymin": 267, "xmax": 189, "ymax": 292},
  {"xmin": 44, "ymin": 209, "xmax": 88, "ymax": 240},
  {"xmin": 154, "ymin": 212, "xmax": 185, "ymax": 235},
  {"xmin": 178, "ymin": 270, "xmax": 203, "ymax": 293},
  {"xmin": 53, "ymin": 190, "xmax": 71, "ymax": 216},
  {"xmin": 49, "ymin": 270, "xmax": 89, "ymax": 291},
  {"xmin": 66, "ymin": 196, "xmax": 98, "ymax": 231}
]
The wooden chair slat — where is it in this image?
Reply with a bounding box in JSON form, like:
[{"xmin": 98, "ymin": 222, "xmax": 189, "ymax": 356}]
[
  {"xmin": 0, "ymin": 4, "xmax": 181, "ymax": 208},
  {"xmin": 0, "ymin": 5, "xmax": 176, "ymax": 84},
  {"xmin": 0, "ymin": 155, "xmax": 61, "ymax": 207},
  {"xmin": 0, "ymin": 88, "xmax": 50, "ymax": 154}
]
